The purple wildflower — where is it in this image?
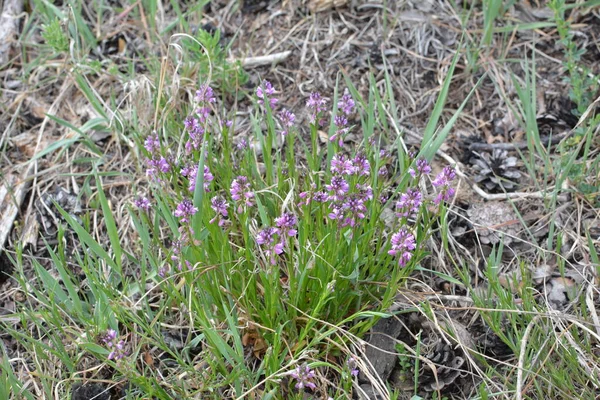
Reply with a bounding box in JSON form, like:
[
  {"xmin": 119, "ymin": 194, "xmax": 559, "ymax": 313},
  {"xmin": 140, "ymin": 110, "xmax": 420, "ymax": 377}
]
[
  {"xmin": 306, "ymin": 92, "xmax": 328, "ymax": 124},
  {"xmin": 174, "ymin": 199, "xmax": 197, "ymax": 223},
  {"xmin": 353, "ymin": 153, "xmax": 370, "ymax": 176},
  {"xmin": 144, "ymin": 133, "xmax": 160, "ymax": 154},
  {"xmin": 325, "ymin": 176, "xmax": 350, "ymax": 201},
  {"xmin": 181, "ymin": 165, "xmax": 213, "ymax": 192},
  {"xmin": 432, "ymin": 166, "xmax": 457, "ymax": 204},
  {"xmin": 103, "ymin": 329, "xmax": 126, "ymax": 361},
  {"xmin": 256, "ymin": 81, "xmax": 278, "ymax": 108},
  {"xmin": 378, "ymin": 166, "xmax": 388, "ymax": 176},
  {"xmin": 338, "ymin": 90, "xmax": 355, "ymax": 115},
  {"xmin": 210, "ymin": 196, "xmax": 229, "ymax": 227},
  {"xmin": 409, "ymin": 158, "xmax": 432, "ymax": 178},
  {"xmin": 388, "ymin": 228, "xmax": 416, "ymax": 267},
  {"xmin": 256, "ymin": 227, "xmax": 284, "ymax": 265},
  {"xmin": 395, "ymin": 188, "xmax": 423, "ymax": 218},
  {"xmin": 133, "ymin": 196, "xmax": 151, "ymax": 211},
  {"xmin": 331, "ymin": 154, "xmax": 355, "ymax": 175},
  {"xmin": 278, "ymin": 109, "xmax": 295, "ymax": 136},
  {"xmin": 236, "ymin": 138, "xmax": 248, "ymax": 150},
  {"xmin": 347, "ymin": 357, "xmax": 359, "ymax": 377},
  {"xmin": 275, "ymin": 212, "xmax": 298, "ymax": 237},
  {"xmin": 343, "ymin": 196, "xmax": 367, "ymax": 227},
  {"xmin": 195, "ymin": 84, "xmax": 216, "ymax": 104},
  {"xmin": 330, "ymin": 115, "xmax": 349, "ymax": 146},
  {"xmin": 290, "ymin": 364, "xmax": 317, "ymax": 390},
  {"xmin": 231, "ymin": 176, "xmax": 255, "ymax": 213}
]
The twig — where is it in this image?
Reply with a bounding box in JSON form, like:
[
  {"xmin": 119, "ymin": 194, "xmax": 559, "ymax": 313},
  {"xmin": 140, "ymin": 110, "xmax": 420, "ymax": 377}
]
[
  {"xmin": 239, "ymin": 51, "xmax": 292, "ymax": 68},
  {"xmin": 516, "ymin": 316, "xmax": 541, "ymax": 400},
  {"xmin": 0, "ymin": 0, "xmax": 24, "ymax": 65},
  {"xmin": 468, "ymin": 131, "xmax": 571, "ymax": 152},
  {"xmin": 436, "ymin": 149, "xmax": 570, "ymax": 202}
]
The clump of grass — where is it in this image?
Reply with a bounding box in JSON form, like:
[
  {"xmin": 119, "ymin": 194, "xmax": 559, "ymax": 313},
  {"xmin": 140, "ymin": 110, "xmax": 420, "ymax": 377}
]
[{"xmin": 1, "ymin": 75, "xmax": 458, "ymax": 398}]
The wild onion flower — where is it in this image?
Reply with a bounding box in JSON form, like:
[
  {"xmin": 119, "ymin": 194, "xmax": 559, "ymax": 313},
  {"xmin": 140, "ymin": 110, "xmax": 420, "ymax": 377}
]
[
  {"xmin": 133, "ymin": 196, "xmax": 151, "ymax": 211},
  {"xmin": 395, "ymin": 188, "xmax": 423, "ymax": 218},
  {"xmin": 331, "ymin": 154, "xmax": 355, "ymax": 175},
  {"xmin": 103, "ymin": 329, "xmax": 127, "ymax": 361},
  {"xmin": 306, "ymin": 92, "xmax": 328, "ymax": 124},
  {"xmin": 210, "ymin": 196, "xmax": 229, "ymax": 227},
  {"xmin": 275, "ymin": 212, "xmax": 298, "ymax": 237},
  {"xmin": 388, "ymin": 228, "xmax": 416, "ymax": 267},
  {"xmin": 256, "ymin": 81, "xmax": 278, "ymax": 108},
  {"xmin": 174, "ymin": 199, "xmax": 197, "ymax": 223},
  {"xmin": 144, "ymin": 133, "xmax": 160, "ymax": 154},
  {"xmin": 290, "ymin": 364, "xmax": 317, "ymax": 390},
  {"xmin": 278, "ymin": 109, "xmax": 295, "ymax": 136},
  {"xmin": 432, "ymin": 166, "xmax": 457, "ymax": 204},
  {"xmin": 338, "ymin": 90, "xmax": 355, "ymax": 115},
  {"xmin": 256, "ymin": 227, "xmax": 284, "ymax": 265},
  {"xmin": 230, "ymin": 176, "xmax": 255, "ymax": 213}
]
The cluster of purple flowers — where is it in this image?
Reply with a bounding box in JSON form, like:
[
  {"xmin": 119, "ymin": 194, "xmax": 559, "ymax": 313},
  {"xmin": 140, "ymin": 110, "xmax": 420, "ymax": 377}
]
[
  {"xmin": 256, "ymin": 80, "xmax": 278, "ymax": 108},
  {"xmin": 329, "ymin": 89, "xmax": 356, "ymax": 146},
  {"xmin": 316, "ymin": 153, "xmax": 373, "ymax": 228},
  {"xmin": 306, "ymin": 92, "xmax": 329, "ymax": 125},
  {"xmin": 254, "ymin": 81, "xmax": 297, "ymax": 137},
  {"xmin": 388, "ymin": 228, "xmax": 416, "ymax": 267},
  {"xmin": 133, "ymin": 196, "xmax": 151, "ymax": 211},
  {"xmin": 103, "ymin": 329, "xmax": 127, "ymax": 361},
  {"xmin": 209, "ymin": 196, "xmax": 229, "ymax": 227},
  {"xmin": 256, "ymin": 212, "xmax": 297, "ymax": 265},
  {"xmin": 180, "ymin": 164, "xmax": 214, "ymax": 192},
  {"xmin": 230, "ymin": 176, "xmax": 255, "ymax": 213},
  {"xmin": 432, "ymin": 165, "xmax": 457, "ymax": 204},
  {"xmin": 290, "ymin": 364, "xmax": 317, "ymax": 390}
]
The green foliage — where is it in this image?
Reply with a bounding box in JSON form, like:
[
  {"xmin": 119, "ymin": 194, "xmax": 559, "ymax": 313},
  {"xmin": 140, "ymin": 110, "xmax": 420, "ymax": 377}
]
[
  {"xmin": 41, "ymin": 18, "xmax": 69, "ymax": 53},
  {"xmin": 186, "ymin": 29, "xmax": 248, "ymax": 95},
  {"xmin": 550, "ymin": 0, "xmax": 598, "ymax": 114}
]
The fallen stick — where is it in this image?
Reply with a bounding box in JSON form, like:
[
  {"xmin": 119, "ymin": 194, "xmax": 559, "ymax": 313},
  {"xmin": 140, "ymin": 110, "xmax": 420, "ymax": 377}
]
[
  {"xmin": 0, "ymin": 0, "xmax": 24, "ymax": 65},
  {"xmin": 0, "ymin": 165, "xmax": 33, "ymax": 251},
  {"xmin": 239, "ymin": 51, "xmax": 291, "ymax": 68}
]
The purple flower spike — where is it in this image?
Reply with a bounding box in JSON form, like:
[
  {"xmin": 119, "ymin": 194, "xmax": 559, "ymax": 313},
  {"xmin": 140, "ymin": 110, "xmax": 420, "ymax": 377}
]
[
  {"xmin": 256, "ymin": 227, "xmax": 284, "ymax": 264},
  {"xmin": 432, "ymin": 166, "xmax": 457, "ymax": 204},
  {"xmin": 325, "ymin": 176, "xmax": 349, "ymax": 201},
  {"xmin": 338, "ymin": 90, "xmax": 355, "ymax": 115},
  {"xmin": 331, "ymin": 154, "xmax": 355, "ymax": 176},
  {"xmin": 231, "ymin": 176, "xmax": 255, "ymax": 213},
  {"xmin": 144, "ymin": 133, "xmax": 160, "ymax": 154},
  {"xmin": 306, "ymin": 92, "xmax": 328, "ymax": 124},
  {"xmin": 195, "ymin": 84, "xmax": 216, "ymax": 104},
  {"xmin": 388, "ymin": 228, "xmax": 416, "ymax": 267},
  {"xmin": 103, "ymin": 329, "xmax": 127, "ymax": 361},
  {"xmin": 275, "ymin": 212, "xmax": 298, "ymax": 237},
  {"xmin": 210, "ymin": 196, "xmax": 229, "ymax": 227},
  {"xmin": 395, "ymin": 188, "xmax": 423, "ymax": 218},
  {"xmin": 353, "ymin": 153, "xmax": 370, "ymax": 177},
  {"xmin": 290, "ymin": 364, "xmax": 317, "ymax": 391},
  {"xmin": 278, "ymin": 109, "xmax": 295, "ymax": 136},
  {"xmin": 256, "ymin": 81, "xmax": 278, "ymax": 108},
  {"xmin": 133, "ymin": 196, "xmax": 151, "ymax": 211},
  {"xmin": 174, "ymin": 199, "xmax": 198, "ymax": 223}
]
